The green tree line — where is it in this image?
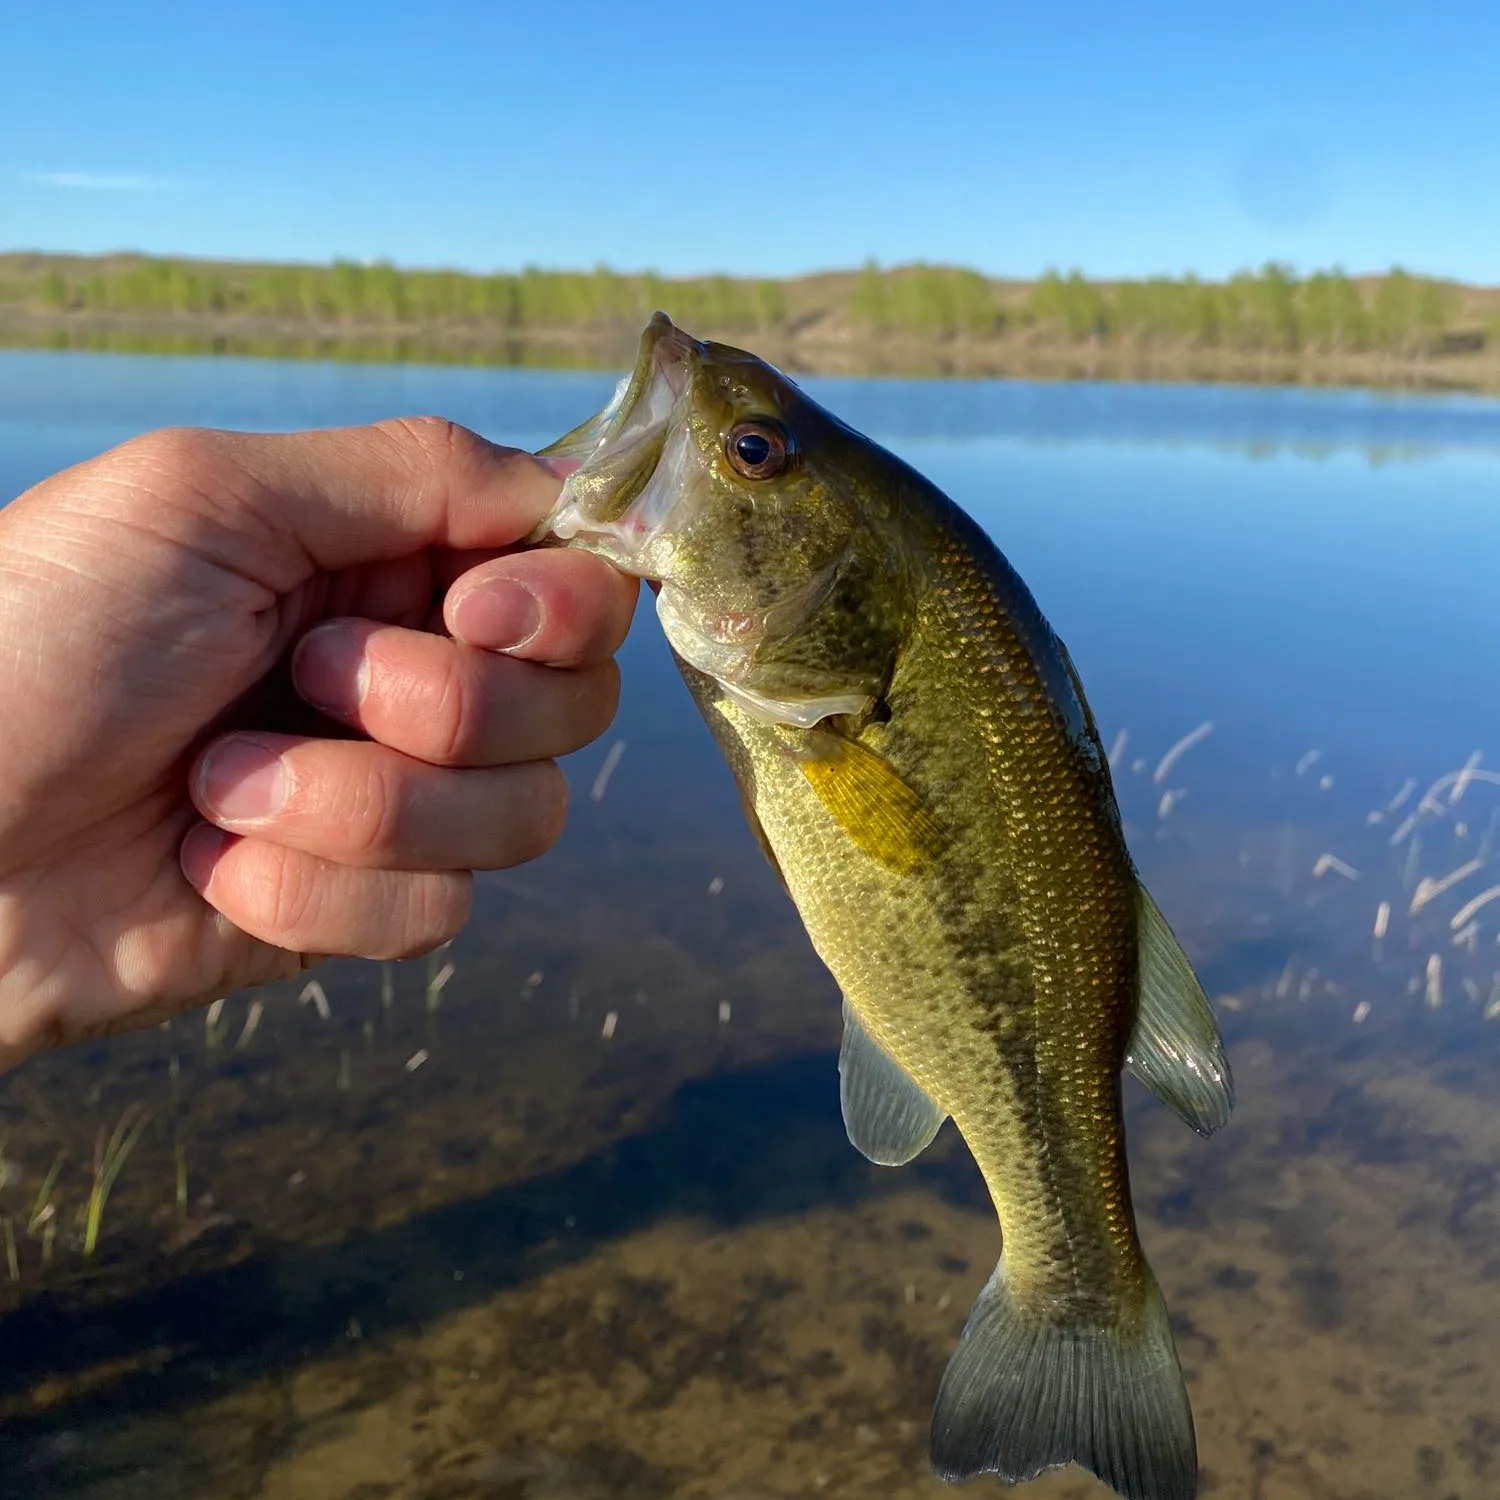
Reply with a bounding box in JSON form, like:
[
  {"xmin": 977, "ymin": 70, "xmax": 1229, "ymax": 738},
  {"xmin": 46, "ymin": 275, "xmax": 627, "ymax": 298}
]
[
  {"xmin": 36, "ymin": 258, "xmax": 787, "ymax": 334},
  {"xmin": 849, "ymin": 260, "xmax": 1000, "ymax": 337},
  {"xmin": 1014, "ymin": 263, "xmax": 1459, "ymax": 356},
  {"xmin": 848, "ymin": 259, "xmax": 1465, "ymax": 355},
  {"xmin": 25, "ymin": 253, "xmax": 1476, "ymax": 357}
]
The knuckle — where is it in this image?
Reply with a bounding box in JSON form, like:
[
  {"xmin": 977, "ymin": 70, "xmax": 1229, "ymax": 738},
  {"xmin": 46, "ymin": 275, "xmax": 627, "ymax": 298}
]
[
  {"xmin": 333, "ymin": 760, "xmax": 403, "ymax": 861},
  {"xmin": 268, "ymin": 861, "xmax": 322, "ymax": 946},
  {"xmin": 376, "ymin": 415, "xmax": 493, "ymax": 474},
  {"xmin": 518, "ymin": 763, "xmax": 568, "ymax": 861},
  {"xmin": 125, "ymin": 425, "xmax": 215, "ymax": 470},
  {"xmin": 246, "ymin": 845, "xmax": 325, "ymax": 947},
  {"xmin": 392, "ymin": 874, "xmax": 471, "ymax": 959},
  {"xmin": 556, "ymin": 559, "xmax": 637, "ymax": 664},
  {"xmin": 551, "ymin": 664, "xmax": 619, "ymax": 752},
  {"xmin": 584, "ymin": 662, "xmax": 622, "ymax": 740},
  {"xmin": 430, "ymin": 657, "xmax": 479, "ymax": 764}
]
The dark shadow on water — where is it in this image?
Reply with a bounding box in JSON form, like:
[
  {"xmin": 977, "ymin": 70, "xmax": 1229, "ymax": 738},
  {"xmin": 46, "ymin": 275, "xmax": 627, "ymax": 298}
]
[{"xmin": 0, "ymin": 1049, "xmax": 986, "ymax": 1477}]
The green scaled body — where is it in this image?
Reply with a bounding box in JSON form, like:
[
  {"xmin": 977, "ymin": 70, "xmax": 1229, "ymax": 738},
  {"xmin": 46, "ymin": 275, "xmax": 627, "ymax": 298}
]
[{"xmin": 537, "ymin": 315, "xmax": 1234, "ymax": 1500}]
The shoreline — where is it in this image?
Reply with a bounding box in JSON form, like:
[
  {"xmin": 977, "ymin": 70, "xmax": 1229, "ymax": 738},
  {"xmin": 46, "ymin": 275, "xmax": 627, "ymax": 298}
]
[{"xmin": 4, "ymin": 312, "xmax": 1500, "ymax": 398}]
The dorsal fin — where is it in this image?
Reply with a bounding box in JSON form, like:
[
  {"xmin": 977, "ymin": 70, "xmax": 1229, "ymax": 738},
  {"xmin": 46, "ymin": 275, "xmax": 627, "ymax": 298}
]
[{"xmin": 1127, "ymin": 883, "xmax": 1234, "ymax": 1136}]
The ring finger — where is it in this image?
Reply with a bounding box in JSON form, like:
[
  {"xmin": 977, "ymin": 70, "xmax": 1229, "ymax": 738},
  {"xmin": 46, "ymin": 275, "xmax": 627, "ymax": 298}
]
[{"xmin": 180, "ymin": 825, "xmax": 472, "ymax": 960}]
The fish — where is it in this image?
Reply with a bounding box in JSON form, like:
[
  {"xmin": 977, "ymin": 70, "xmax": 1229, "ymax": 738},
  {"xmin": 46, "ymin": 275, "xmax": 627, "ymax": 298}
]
[{"xmin": 533, "ymin": 314, "xmax": 1233, "ymax": 1500}]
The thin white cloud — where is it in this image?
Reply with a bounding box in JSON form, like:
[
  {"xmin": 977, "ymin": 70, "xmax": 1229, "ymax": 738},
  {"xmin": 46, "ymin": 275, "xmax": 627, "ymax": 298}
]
[{"xmin": 21, "ymin": 171, "xmax": 178, "ymax": 193}]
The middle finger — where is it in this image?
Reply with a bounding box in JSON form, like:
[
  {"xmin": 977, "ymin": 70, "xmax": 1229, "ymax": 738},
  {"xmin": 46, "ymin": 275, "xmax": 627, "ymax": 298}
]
[
  {"xmin": 291, "ymin": 619, "xmax": 619, "ymax": 766},
  {"xmin": 190, "ymin": 732, "xmax": 568, "ymax": 870}
]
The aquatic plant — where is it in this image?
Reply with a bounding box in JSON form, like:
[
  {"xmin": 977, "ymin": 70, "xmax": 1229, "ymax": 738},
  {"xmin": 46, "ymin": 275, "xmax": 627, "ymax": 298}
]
[
  {"xmin": 28, "ymin": 1148, "xmax": 66, "ymax": 1236},
  {"xmin": 298, "ymin": 979, "xmax": 331, "ymax": 1020},
  {"xmin": 174, "ymin": 1139, "xmax": 188, "ymax": 1222},
  {"xmin": 425, "ymin": 942, "xmax": 455, "ymax": 1012},
  {"xmin": 589, "ymin": 739, "xmax": 627, "ymax": 803},
  {"xmin": 83, "ymin": 1105, "xmax": 151, "ymax": 1261},
  {"xmin": 203, "ymin": 996, "xmax": 229, "ymax": 1051},
  {"xmin": 167, "ymin": 1051, "xmax": 189, "ymax": 1224},
  {"xmin": 236, "ymin": 998, "xmax": 264, "ymax": 1048}
]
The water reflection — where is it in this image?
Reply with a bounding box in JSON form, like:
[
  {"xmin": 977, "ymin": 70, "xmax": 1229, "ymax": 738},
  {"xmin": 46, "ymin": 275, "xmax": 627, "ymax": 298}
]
[{"xmin": 1, "ymin": 354, "xmax": 1499, "ymax": 1498}]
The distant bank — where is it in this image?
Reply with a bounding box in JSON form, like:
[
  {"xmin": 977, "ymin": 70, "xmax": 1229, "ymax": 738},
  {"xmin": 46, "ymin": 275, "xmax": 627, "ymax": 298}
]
[{"xmin": 3, "ymin": 251, "xmax": 1499, "ymax": 394}]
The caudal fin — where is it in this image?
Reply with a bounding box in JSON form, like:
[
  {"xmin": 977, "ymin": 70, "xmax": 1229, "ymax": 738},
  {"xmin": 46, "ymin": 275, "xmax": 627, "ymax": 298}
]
[{"xmin": 930, "ymin": 1258, "xmax": 1196, "ymax": 1500}]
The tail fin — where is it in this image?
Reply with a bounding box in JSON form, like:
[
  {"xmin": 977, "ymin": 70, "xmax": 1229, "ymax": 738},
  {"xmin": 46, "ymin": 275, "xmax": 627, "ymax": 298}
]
[{"xmin": 930, "ymin": 1258, "xmax": 1196, "ymax": 1500}]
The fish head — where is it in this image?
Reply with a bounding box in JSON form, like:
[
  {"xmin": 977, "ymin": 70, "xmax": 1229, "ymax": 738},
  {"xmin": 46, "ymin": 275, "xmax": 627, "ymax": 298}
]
[{"xmin": 535, "ymin": 314, "xmax": 914, "ymax": 727}]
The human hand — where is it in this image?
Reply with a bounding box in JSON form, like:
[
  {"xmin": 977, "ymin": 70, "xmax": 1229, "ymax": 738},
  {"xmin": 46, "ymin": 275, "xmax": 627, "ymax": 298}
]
[{"xmin": 0, "ymin": 418, "xmax": 637, "ymax": 1069}]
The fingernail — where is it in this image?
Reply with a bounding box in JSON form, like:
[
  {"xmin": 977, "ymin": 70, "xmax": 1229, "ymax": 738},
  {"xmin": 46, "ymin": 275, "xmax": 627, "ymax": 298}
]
[
  {"xmin": 293, "ymin": 623, "xmax": 368, "ymax": 717},
  {"xmin": 180, "ymin": 822, "xmax": 232, "ymax": 892},
  {"xmin": 536, "ymin": 455, "xmax": 580, "ymax": 479},
  {"xmin": 198, "ymin": 737, "xmax": 288, "ymax": 822},
  {"xmin": 450, "ymin": 578, "xmax": 542, "ymax": 651}
]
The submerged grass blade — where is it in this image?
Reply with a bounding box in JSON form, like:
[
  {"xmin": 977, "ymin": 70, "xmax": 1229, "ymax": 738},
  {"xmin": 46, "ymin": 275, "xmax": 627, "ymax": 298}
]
[
  {"xmin": 174, "ymin": 1139, "xmax": 188, "ymax": 1221},
  {"xmin": 425, "ymin": 941, "xmax": 455, "ymax": 1012},
  {"xmin": 298, "ymin": 980, "xmax": 331, "ymax": 1021},
  {"xmin": 28, "ymin": 1149, "xmax": 66, "ymax": 1236},
  {"xmin": 84, "ymin": 1105, "xmax": 151, "ymax": 1260}
]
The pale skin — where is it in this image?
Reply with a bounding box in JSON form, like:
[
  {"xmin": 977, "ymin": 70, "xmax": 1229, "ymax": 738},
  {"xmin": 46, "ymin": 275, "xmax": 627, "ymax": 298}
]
[{"xmin": 0, "ymin": 417, "xmax": 638, "ymax": 1072}]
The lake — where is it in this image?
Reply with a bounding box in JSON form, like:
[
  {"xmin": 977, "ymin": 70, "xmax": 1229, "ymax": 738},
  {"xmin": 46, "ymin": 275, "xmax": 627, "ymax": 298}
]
[{"xmin": 1, "ymin": 351, "xmax": 1499, "ymax": 1500}]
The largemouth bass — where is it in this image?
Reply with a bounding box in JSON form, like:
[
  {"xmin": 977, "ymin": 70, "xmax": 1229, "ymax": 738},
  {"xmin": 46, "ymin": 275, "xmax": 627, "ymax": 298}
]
[{"xmin": 534, "ymin": 315, "xmax": 1233, "ymax": 1500}]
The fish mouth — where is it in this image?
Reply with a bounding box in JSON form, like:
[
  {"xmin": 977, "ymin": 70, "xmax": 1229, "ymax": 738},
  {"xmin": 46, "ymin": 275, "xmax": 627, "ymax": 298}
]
[{"xmin": 530, "ymin": 313, "xmax": 700, "ymax": 569}]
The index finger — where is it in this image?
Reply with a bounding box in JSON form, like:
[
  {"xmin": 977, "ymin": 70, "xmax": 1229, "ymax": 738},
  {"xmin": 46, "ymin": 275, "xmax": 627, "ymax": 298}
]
[
  {"xmin": 110, "ymin": 417, "xmax": 572, "ymax": 590},
  {"xmin": 444, "ymin": 549, "xmax": 640, "ymax": 667}
]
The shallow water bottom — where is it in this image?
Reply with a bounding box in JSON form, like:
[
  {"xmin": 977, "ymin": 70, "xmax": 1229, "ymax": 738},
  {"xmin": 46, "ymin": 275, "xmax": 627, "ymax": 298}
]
[{"xmin": 12, "ymin": 1001, "xmax": 1500, "ymax": 1500}]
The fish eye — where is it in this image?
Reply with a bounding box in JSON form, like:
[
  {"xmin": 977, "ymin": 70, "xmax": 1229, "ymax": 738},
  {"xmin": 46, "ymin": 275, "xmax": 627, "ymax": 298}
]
[{"xmin": 726, "ymin": 420, "xmax": 791, "ymax": 480}]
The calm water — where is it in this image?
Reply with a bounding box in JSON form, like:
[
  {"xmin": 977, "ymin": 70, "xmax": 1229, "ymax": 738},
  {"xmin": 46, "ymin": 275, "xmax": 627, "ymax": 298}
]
[{"xmin": 2, "ymin": 352, "xmax": 1500, "ymax": 1500}]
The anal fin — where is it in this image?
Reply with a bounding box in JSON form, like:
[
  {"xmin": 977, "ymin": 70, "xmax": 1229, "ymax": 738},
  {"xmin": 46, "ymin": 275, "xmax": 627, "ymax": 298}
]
[{"xmin": 839, "ymin": 1000, "xmax": 947, "ymax": 1166}]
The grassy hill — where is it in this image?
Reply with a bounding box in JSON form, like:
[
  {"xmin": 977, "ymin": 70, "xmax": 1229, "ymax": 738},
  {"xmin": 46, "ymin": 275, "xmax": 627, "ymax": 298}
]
[{"xmin": 3, "ymin": 251, "xmax": 1499, "ymax": 391}]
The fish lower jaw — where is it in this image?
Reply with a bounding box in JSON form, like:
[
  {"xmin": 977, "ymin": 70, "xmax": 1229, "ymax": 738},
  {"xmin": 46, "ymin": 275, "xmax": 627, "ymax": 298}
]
[
  {"xmin": 545, "ymin": 420, "xmax": 698, "ymax": 573},
  {"xmin": 545, "ymin": 502, "xmax": 653, "ymax": 568}
]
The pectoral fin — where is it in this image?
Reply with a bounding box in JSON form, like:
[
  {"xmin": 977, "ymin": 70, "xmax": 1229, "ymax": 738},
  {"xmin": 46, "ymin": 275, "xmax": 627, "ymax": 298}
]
[
  {"xmin": 1126, "ymin": 883, "xmax": 1235, "ymax": 1136},
  {"xmin": 735, "ymin": 780, "xmax": 787, "ymax": 890},
  {"xmin": 839, "ymin": 1000, "xmax": 947, "ymax": 1165},
  {"xmin": 797, "ymin": 731, "xmax": 945, "ymax": 876}
]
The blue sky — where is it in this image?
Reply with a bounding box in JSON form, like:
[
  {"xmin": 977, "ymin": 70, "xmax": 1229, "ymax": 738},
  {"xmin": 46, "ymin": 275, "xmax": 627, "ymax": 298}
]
[{"xmin": 3, "ymin": 0, "xmax": 1497, "ymax": 283}]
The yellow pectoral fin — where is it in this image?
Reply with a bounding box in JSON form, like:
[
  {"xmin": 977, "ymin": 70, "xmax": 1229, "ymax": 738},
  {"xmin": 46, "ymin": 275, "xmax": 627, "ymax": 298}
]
[{"xmin": 796, "ymin": 731, "xmax": 945, "ymax": 876}]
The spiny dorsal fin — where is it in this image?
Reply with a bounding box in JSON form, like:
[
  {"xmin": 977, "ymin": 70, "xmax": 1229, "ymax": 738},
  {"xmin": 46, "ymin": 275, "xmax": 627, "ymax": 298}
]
[
  {"xmin": 839, "ymin": 999, "xmax": 947, "ymax": 1166},
  {"xmin": 797, "ymin": 729, "xmax": 945, "ymax": 876},
  {"xmin": 1127, "ymin": 883, "xmax": 1234, "ymax": 1136}
]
